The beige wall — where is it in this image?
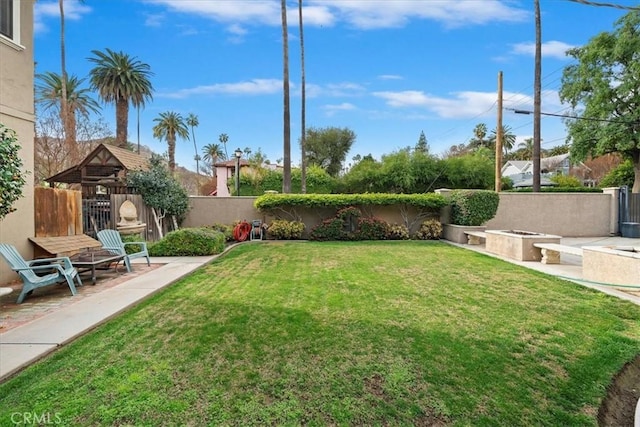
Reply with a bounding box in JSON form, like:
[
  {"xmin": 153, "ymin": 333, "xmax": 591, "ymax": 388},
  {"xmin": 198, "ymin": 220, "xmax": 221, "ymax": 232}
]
[
  {"xmin": 184, "ymin": 191, "xmax": 615, "ymax": 239},
  {"xmin": 485, "ymin": 192, "xmax": 611, "ymax": 237},
  {"xmin": 0, "ymin": 0, "xmax": 36, "ymax": 284},
  {"xmin": 184, "ymin": 197, "xmax": 264, "ymax": 227}
]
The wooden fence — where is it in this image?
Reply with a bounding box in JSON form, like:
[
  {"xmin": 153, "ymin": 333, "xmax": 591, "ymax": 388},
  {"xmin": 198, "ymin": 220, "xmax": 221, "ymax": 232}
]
[
  {"xmin": 34, "ymin": 187, "xmax": 83, "ymax": 237},
  {"xmin": 35, "ymin": 188, "xmax": 162, "ymax": 241}
]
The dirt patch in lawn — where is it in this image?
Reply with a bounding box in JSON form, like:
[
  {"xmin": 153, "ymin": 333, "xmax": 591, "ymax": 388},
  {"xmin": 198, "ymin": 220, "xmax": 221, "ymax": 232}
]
[{"xmin": 598, "ymin": 353, "xmax": 640, "ymax": 427}]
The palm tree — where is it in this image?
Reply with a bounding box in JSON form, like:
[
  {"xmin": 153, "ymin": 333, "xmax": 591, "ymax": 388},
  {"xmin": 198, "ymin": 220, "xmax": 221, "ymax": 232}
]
[
  {"xmin": 281, "ymin": 0, "xmax": 292, "ymax": 193},
  {"xmin": 470, "ymin": 123, "xmax": 488, "ymax": 148},
  {"xmin": 517, "ymin": 138, "xmax": 535, "ymax": 160},
  {"xmin": 489, "ymin": 125, "xmax": 516, "ymax": 156},
  {"xmin": 37, "ymin": 71, "xmax": 101, "ymax": 162},
  {"xmin": 202, "ymin": 143, "xmax": 225, "ymax": 177},
  {"xmin": 88, "ymin": 48, "xmax": 154, "ymax": 148},
  {"xmin": 152, "ymin": 111, "xmax": 189, "ymax": 173},
  {"xmin": 219, "ymin": 133, "xmax": 229, "ymax": 159},
  {"xmin": 58, "ymin": 0, "xmax": 85, "ymax": 162},
  {"xmin": 298, "ymin": 0, "xmax": 307, "ymax": 193},
  {"xmin": 186, "ymin": 113, "xmax": 200, "ymax": 174}
]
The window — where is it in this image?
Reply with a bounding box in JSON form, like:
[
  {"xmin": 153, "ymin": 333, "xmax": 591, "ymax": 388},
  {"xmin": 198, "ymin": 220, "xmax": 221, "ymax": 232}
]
[
  {"xmin": 0, "ymin": 0, "xmax": 12, "ymax": 39},
  {"xmin": 0, "ymin": 0, "xmax": 19, "ymax": 45}
]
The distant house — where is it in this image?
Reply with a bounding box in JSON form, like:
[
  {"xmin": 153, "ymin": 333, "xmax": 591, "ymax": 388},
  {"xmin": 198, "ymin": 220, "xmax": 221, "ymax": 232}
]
[
  {"xmin": 502, "ymin": 153, "xmax": 589, "ymax": 187},
  {"xmin": 0, "ymin": 0, "xmax": 36, "ymax": 284},
  {"xmin": 212, "ymin": 160, "xmax": 282, "ymax": 196}
]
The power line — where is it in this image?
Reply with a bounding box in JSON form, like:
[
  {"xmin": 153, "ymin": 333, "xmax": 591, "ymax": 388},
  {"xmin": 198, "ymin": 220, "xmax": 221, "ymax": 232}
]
[
  {"xmin": 566, "ymin": 0, "xmax": 640, "ymax": 10},
  {"xmin": 507, "ymin": 108, "xmax": 638, "ymax": 124}
]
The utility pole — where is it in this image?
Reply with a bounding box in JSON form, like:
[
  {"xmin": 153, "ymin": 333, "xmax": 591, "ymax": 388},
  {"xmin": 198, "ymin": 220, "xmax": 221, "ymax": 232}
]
[
  {"xmin": 533, "ymin": 0, "xmax": 542, "ymax": 192},
  {"xmin": 495, "ymin": 71, "xmax": 503, "ymax": 192}
]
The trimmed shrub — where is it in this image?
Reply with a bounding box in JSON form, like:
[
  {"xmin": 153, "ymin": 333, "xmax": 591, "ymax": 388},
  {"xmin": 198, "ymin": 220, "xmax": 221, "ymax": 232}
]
[
  {"xmin": 149, "ymin": 227, "xmax": 225, "ymax": 256},
  {"xmin": 414, "ymin": 219, "xmax": 443, "ymax": 240},
  {"xmin": 357, "ymin": 217, "xmax": 388, "ymax": 240},
  {"xmin": 309, "ymin": 218, "xmax": 344, "ymax": 241},
  {"xmin": 450, "ymin": 190, "xmax": 499, "ymax": 226},
  {"xmin": 387, "ymin": 224, "xmax": 410, "ymax": 240},
  {"xmin": 208, "ymin": 223, "xmax": 234, "ymax": 242},
  {"xmin": 120, "ymin": 234, "xmax": 146, "ymax": 255},
  {"xmin": 309, "ymin": 206, "xmax": 390, "ymax": 241},
  {"xmin": 267, "ymin": 220, "xmax": 305, "ymax": 240}
]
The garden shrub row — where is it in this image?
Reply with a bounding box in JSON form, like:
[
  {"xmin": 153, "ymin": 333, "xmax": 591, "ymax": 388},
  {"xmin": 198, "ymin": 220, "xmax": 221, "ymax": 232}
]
[
  {"xmin": 149, "ymin": 227, "xmax": 226, "ymax": 256},
  {"xmin": 254, "ymin": 193, "xmax": 448, "ymax": 210},
  {"xmin": 307, "ymin": 207, "xmax": 441, "ymax": 241}
]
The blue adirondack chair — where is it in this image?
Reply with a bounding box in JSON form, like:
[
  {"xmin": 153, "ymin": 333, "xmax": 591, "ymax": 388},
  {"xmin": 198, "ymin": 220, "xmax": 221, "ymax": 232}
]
[
  {"xmin": 0, "ymin": 243, "xmax": 82, "ymax": 304},
  {"xmin": 97, "ymin": 229, "xmax": 150, "ymax": 273}
]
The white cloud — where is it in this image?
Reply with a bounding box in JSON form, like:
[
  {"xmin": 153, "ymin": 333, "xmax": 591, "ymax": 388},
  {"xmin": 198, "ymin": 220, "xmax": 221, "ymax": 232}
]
[
  {"xmin": 144, "ymin": 13, "xmax": 165, "ymax": 27},
  {"xmin": 373, "ymin": 88, "xmax": 565, "ymax": 120},
  {"xmin": 378, "ymin": 74, "xmax": 403, "ymax": 80},
  {"xmin": 146, "ymin": 0, "xmax": 527, "ymax": 30},
  {"xmin": 159, "ymin": 78, "xmax": 283, "ymax": 98},
  {"xmin": 511, "ymin": 40, "xmax": 576, "ymax": 60},
  {"xmin": 311, "ymin": 0, "xmax": 528, "ymax": 29},
  {"xmin": 35, "ymin": 0, "xmax": 92, "ymax": 33},
  {"xmin": 322, "ymin": 102, "xmax": 356, "ymax": 116}
]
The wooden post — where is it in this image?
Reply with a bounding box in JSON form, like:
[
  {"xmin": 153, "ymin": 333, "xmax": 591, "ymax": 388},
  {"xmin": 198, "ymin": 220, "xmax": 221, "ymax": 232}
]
[{"xmin": 495, "ymin": 71, "xmax": 503, "ymax": 192}]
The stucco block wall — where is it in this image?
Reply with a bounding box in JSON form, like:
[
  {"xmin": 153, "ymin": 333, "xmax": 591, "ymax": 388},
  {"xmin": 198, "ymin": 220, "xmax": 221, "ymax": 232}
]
[
  {"xmin": 485, "ymin": 192, "xmax": 611, "ymax": 237},
  {"xmin": 0, "ymin": 0, "xmax": 36, "ymax": 285}
]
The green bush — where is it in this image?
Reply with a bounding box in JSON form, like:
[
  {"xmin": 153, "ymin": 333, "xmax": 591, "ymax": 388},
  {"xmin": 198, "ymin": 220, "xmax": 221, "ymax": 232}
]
[
  {"xmin": 267, "ymin": 220, "xmax": 305, "ymax": 240},
  {"xmin": 207, "ymin": 223, "xmax": 234, "ymax": 242},
  {"xmin": 148, "ymin": 227, "xmax": 225, "ymax": 256},
  {"xmin": 309, "ymin": 218, "xmax": 344, "ymax": 241},
  {"xmin": 120, "ymin": 234, "xmax": 146, "ymax": 255},
  {"xmin": 387, "ymin": 224, "xmax": 410, "ymax": 240},
  {"xmin": 309, "ymin": 207, "xmax": 390, "ymax": 241},
  {"xmin": 450, "ymin": 190, "xmax": 499, "ymax": 226},
  {"xmin": 414, "ymin": 219, "xmax": 442, "ymax": 240},
  {"xmin": 599, "ymin": 159, "xmax": 634, "ymax": 188},
  {"xmin": 357, "ymin": 217, "xmax": 388, "ymax": 240},
  {"xmin": 550, "ymin": 174, "xmax": 582, "ymax": 187}
]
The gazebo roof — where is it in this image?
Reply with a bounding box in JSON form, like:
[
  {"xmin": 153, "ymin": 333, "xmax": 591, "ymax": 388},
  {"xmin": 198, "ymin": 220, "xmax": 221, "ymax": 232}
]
[{"xmin": 46, "ymin": 144, "xmax": 149, "ymax": 185}]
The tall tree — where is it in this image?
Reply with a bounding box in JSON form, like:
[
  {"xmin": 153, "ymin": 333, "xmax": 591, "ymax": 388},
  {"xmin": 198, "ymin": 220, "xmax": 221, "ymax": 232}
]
[
  {"xmin": 152, "ymin": 111, "xmax": 189, "ymax": 173},
  {"xmin": 88, "ymin": 48, "xmax": 154, "ymax": 148},
  {"xmin": 298, "ymin": 0, "xmax": 307, "ymax": 193},
  {"xmin": 469, "ymin": 123, "xmax": 488, "ymax": 149},
  {"xmin": 219, "ymin": 133, "xmax": 229, "ymax": 159},
  {"xmin": 36, "ymin": 71, "xmax": 101, "ymax": 158},
  {"xmin": 201, "ymin": 143, "xmax": 225, "ymax": 177},
  {"xmin": 415, "ymin": 131, "xmax": 429, "ymax": 153},
  {"xmin": 517, "ymin": 138, "xmax": 535, "ymax": 160},
  {"xmin": 560, "ymin": 10, "xmax": 640, "ymax": 192},
  {"xmin": 281, "ymin": 0, "xmax": 292, "ymax": 193},
  {"xmin": 186, "ymin": 113, "xmax": 200, "ymax": 174},
  {"xmin": 304, "ymin": 126, "xmax": 356, "ymax": 177},
  {"xmin": 489, "ymin": 125, "xmax": 516, "ymax": 156},
  {"xmin": 59, "ymin": 0, "xmax": 71, "ymax": 161}
]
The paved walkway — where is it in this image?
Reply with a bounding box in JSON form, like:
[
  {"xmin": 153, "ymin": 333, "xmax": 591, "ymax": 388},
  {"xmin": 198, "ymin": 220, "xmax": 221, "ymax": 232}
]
[{"xmin": 1, "ymin": 237, "xmax": 639, "ymax": 382}]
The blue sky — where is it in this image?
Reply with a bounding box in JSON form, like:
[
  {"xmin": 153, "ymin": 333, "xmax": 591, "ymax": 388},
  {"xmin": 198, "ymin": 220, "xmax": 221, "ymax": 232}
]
[{"xmin": 33, "ymin": 0, "xmax": 635, "ymax": 172}]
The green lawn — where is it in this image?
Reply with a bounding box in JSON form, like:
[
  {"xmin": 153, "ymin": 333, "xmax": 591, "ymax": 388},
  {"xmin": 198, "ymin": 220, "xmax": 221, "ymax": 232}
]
[{"xmin": 1, "ymin": 241, "xmax": 638, "ymax": 426}]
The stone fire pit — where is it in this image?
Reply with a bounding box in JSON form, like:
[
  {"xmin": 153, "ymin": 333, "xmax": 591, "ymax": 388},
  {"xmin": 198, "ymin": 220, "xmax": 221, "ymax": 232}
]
[
  {"xmin": 583, "ymin": 245, "xmax": 640, "ymax": 287},
  {"xmin": 485, "ymin": 230, "xmax": 562, "ymax": 261}
]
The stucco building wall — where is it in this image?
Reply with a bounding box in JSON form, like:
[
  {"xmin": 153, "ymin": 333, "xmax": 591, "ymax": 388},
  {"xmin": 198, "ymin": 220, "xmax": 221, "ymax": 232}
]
[{"xmin": 0, "ymin": 0, "xmax": 36, "ymax": 284}]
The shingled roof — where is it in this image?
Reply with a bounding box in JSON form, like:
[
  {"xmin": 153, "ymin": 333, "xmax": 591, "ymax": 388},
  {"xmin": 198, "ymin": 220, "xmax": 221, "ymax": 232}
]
[{"xmin": 46, "ymin": 143, "xmax": 150, "ymax": 185}]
